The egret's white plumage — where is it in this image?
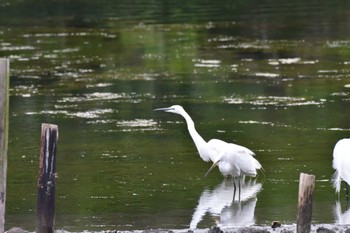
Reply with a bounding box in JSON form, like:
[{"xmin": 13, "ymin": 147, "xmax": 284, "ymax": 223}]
[
  {"xmin": 332, "ymin": 138, "xmax": 350, "ymax": 195},
  {"xmin": 154, "ymin": 105, "xmax": 262, "ymax": 199}
]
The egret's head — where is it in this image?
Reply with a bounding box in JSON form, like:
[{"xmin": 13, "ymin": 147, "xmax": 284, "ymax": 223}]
[{"xmin": 154, "ymin": 105, "xmax": 185, "ymax": 115}]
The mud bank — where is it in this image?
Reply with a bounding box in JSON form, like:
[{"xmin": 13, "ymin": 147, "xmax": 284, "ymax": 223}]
[
  {"xmin": 7, "ymin": 224, "xmax": 350, "ymax": 233},
  {"xmin": 195, "ymin": 225, "xmax": 350, "ymax": 233},
  {"xmin": 106, "ymin": 224, "xmax": 350, "ymax": 233}
]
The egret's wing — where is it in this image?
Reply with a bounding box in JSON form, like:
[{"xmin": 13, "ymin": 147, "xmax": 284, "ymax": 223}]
[
  {"xmin": 207, "ymin": 139, "xmax": 228, "ymax": 162},
  {"xmin": 207, "ymin": 139, "xmax": 261, "ymax": 177},
  {"xmin": 332, "ymin": 170, "xmax": 341, "ymax": 193},
  {"xmin": 333, "ymin": 139, "xmax": 350, "ymax": 186},
  {"xmin": 340, "ymin": 157, "xmax": 350, "ymax": 186},
  {"xmin": 224, "ymin": 143, "xmax": 261, "ymax": 176}
]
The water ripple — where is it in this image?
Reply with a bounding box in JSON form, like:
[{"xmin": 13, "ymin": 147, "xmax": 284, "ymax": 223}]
[
  {"xmin": 117, "ymin": 119, "xmax": 158, "ymax": 128},
  {"xmin": 85, "ymin": 118, "xmax": 160, "ymax": 131},
  {"xmin": 58, "ymin": 93, "xmax": 126, "ymax": 103},
  {"xmin": 58, "ymin": 92, "xmax": 153, "ymax": 104},
  {"xmin": 223, "ymin": 95, "xmax": 324, "ymax": 107},
  {"xmin": 0, "ymin": 45, "xmax": 35, "ymax": 51},
  {"xmin": 194, "ymin": 59, "xmax": 221, "ymax": 68},
  {"xmin": 25, "ymin": 109, "xmax": 114, "ymax": 119},
  {"xmin": 239, "ymin": 120, "xmax": 291, "ymax": 128},
  {"xmin": 317, "ymin": 127, "xmax": 350, "ymax": 132}
]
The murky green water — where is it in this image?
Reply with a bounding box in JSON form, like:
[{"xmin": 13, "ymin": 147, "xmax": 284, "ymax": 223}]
[{"xmin": 1, "ymin": 0, "xmax": 350, "ymax": 231}]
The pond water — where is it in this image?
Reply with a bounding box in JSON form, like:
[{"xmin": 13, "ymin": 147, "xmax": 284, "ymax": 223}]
[{"xmin": 1, "ymin": 0, "xmax": 350, "ymax": 231}]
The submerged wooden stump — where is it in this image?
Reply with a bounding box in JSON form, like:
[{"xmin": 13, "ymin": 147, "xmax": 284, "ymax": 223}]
[
  {"xmin": 297, "ymin": 173, "xmax": 315, "ymax": 233},
  {"xmin": 0, "ymin": 58, "xmax": 9, "ymax": 233},
  {"xmin": 36, "ymin": 124, "xmax": 58, "ymax": 233}
]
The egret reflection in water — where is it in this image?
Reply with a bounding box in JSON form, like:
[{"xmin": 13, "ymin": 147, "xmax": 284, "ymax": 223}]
[
  {"xmin": 333, "ymin": 201, "xmax": 350, "ymax": 224},
  {"xmin": 190, "ymin": 177, "xmax": 262, "ymax": 229}
]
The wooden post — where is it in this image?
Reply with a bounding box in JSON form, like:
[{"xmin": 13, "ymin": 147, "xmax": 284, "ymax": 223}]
[
  {"xmin": 36, "ymin": 124, "xmax": 58, "ymax": 233},
  {"xmin": 0, "ymin": 59, "xmax": 9, "ymax": 233},
  {"xmin": 297, "ymin": 173, "xmax": 315, "ymax": 233}
]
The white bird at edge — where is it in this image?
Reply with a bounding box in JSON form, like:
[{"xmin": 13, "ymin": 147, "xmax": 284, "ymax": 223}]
[
  {"xmin": 332, "ymin": 138, "xmax": 350, "ymax": 200},
  {"xmin": 154, "ymin": 105, "xmax": 263, "ymax": 201}
]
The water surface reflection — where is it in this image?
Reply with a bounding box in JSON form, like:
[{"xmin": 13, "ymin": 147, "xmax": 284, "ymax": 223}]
[
  {"xmin": 333, "ymin": 201, "xmax": 350, "ymax": 225},
  {"xmin": 3, "ymin": 0, "xmax": 350, "ymax": 230},
  {"xmin": 190, "ymin": 177, "xmax": 262, "ymax": 229}
]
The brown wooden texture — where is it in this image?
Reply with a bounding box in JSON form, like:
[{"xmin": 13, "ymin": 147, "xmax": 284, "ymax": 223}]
[
  {"xmin": 0, "ymin": 59, "xmax": 9, "ymax": 232},
  {"xmin": 36, "ymin": 124, "xmax": 58, "ymax": 233},
  {"xmin": 297, "ymin": 173, "xmax": 315, "ymax": 233}
]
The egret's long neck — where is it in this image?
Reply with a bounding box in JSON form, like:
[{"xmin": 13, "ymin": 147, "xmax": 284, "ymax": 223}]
[{"xmin": 181, "ymin": 111, "xmax": 206, "ymax": 149}]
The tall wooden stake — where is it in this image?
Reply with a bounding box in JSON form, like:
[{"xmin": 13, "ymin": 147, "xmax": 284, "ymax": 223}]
[
  {"xmin": 297, "ymin": 173, "xmax": 315, "ymax": 233},
  {"xmin": 36, "ymin": 124, "xmax": 58, "ymax": 233},
  {"xmin": 0, "ymin": 59, "xmax": 9, "ymax": 233}
]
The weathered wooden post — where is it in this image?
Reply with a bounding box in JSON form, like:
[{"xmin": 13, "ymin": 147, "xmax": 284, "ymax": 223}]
[
  {"xmin": 297, "ymin": 173, "xmax": 315, "ymax": 233},
  {"xmin": 0, "ymin": 59, "xmax": 9, "ymax": 233},
  {"xmin": 36, "ymin": 124, "xmax": 58, "ymax": 233}
]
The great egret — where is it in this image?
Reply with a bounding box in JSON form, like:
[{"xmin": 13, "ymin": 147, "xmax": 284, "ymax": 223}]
[
  {"xmin": 154, "ymin": 105, "xmax": 262, "ymax": 200},
  {"xmin": 332, "ymin": 138, "xmax": 350, "ymax": 198}
]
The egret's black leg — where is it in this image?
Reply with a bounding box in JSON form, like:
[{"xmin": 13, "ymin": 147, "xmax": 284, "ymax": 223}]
[
  {"xmin": 238, "ymin": 176, "xmax": 241, "ymax": 202},
  {"xmin": 233, "ymin": 179, "xmax": 237, "ymax": 201},
  {"xmin": 346, "ymin": 184, "xmax": 349, "ymax": 208}
]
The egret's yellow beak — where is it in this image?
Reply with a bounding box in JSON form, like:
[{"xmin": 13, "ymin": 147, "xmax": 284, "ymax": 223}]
[
  {"xmin": 205, "ymin": 160, "xmax": 219, "ymax": 177},
  {"xmin": 153, "ymin": 107, "xmax": 174, "ymax": 112}
]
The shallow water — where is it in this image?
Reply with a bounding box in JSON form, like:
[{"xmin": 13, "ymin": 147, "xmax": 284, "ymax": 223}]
[{"xmin": 1, "ymin": 0, "xmax": 350, "ymax": 231}]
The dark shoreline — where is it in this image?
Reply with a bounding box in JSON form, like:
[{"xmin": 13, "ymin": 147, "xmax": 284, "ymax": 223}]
[
  {"xmin": 7, "ymin": 224, "xmax": 350, "ymax": 233},
  {"xmin": 110, "ymin": 225, "xmax": 350, "ymax": 233}
]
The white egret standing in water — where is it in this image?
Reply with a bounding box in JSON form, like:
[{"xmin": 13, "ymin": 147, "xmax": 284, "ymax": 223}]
[
  {"xmin": 154, "ymin": 105, "xmax": 262, "ymax": 201},
  {"xmin": 332, "ymin": 138, "xmax": 350, "ymax": 199}
]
